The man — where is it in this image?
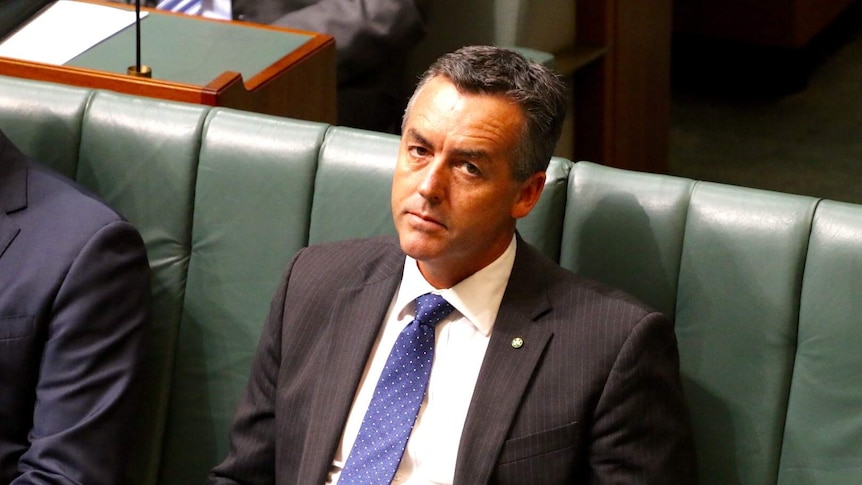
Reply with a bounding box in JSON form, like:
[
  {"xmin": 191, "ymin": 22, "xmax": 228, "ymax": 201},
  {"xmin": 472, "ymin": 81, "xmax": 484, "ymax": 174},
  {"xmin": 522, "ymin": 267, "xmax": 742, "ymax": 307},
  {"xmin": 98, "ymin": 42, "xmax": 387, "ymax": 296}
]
[
  {"xmin": 0, "ymin": 129, "xmax": 151, "ymax": 483},
  {"xmin": 209, "ymin": 45, "xmax": 697, "ymax": 483}
]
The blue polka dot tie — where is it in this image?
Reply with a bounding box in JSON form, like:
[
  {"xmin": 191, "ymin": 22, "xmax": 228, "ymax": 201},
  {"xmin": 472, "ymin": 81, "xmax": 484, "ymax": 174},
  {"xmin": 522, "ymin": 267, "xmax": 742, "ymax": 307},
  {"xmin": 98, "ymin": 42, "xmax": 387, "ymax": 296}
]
[{"xmin": 339, "ymin": 293, "xmax": 455, "ymax": 484}]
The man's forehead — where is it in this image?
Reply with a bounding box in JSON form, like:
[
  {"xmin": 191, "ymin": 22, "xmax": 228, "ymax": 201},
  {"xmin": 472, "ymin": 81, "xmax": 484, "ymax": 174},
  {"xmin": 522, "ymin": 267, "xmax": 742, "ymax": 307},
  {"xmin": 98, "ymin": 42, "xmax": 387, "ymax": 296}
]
[{"xmin": 408, "ymin": 79, "xmax": 521, "ymax": 123}]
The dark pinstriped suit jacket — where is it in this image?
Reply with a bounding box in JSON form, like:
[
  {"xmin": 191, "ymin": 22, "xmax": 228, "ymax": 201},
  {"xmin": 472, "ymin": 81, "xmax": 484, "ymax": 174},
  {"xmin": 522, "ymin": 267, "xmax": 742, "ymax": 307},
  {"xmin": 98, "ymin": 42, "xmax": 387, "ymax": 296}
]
[{"xmin": 209, "ymin": 235, "xmax": 698, "ymax": 484}]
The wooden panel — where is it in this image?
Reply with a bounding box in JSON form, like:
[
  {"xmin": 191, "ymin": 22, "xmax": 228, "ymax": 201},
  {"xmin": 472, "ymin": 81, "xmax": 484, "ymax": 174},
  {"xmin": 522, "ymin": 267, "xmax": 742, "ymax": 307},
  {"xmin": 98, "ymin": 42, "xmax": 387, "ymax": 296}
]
[
  {"xmin": 0, "ymin": 0, "xmax": 336, "ymax": 123},
  {"xmin": 613, "ymin": 0, "xmax": 672, "ymax": 173},
  {"xmin": 574, "ymin": 0, "xmax": 671, "ymax": 174}
]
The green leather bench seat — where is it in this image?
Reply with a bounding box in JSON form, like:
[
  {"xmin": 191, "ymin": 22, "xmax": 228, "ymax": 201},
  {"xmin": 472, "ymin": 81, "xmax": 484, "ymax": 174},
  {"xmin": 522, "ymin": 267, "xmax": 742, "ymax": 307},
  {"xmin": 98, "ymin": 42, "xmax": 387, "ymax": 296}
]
[
  {"xmin": 2, "ymin": 74, "xmax": 862, "ymax": 484},
  {"xmin": 779, "ymin": 200, "xmax": 862, "ymax": 483},
  {"xmin": 675, "ymin": 184, "xmax": 815, "ymax": 485},
  {"xmin": 0, "ymin": 76, "xmax": 88, "ymax": 178},
  {"xmin": 309, "ymin": 127, "xmax": 401, "ymax": 245},
  {"xmin": 562, "ymin": 167, "xmax": 862, "ymax": 485},
  {"xmin": 81, "ymin": 92, "xmax": 207, "ymax": 485},
  {"xmin": 160, "ymin": 110, "xmax": 328, "ymax": 483},
  {"xmin": 561, "ymin": 162, "xmax": 693, "ymax": 318}
]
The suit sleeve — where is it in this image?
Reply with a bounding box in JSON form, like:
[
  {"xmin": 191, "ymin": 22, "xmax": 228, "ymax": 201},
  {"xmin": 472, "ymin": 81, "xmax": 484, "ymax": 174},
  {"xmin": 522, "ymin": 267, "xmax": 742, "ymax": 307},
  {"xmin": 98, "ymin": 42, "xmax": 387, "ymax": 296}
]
[
  {"xmin": 13, "ymin": 220, "xmax": 150, "ymax": 485},
  {"xmin": 588, "ymin": 312, "xmax": 699, "ymax": 484},
  {"xmin": 268, "ymin": 0, "xmax": 428, "ymax": 83},
  {"xmin": 207, "ymin": 251, "xmax": 298, "ymax": 484}
]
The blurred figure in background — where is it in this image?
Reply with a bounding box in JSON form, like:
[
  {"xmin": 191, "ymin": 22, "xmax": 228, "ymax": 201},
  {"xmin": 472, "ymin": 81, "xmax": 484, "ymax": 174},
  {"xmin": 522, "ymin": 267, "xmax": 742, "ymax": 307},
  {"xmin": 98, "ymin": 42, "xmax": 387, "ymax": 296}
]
[
  {"xmin": 136, "ymin": 0, "xmax": 428, "ymax": 133},
  {"xmin": 232, "ymin": 0, "xmax": 428, "ymax": 133}
]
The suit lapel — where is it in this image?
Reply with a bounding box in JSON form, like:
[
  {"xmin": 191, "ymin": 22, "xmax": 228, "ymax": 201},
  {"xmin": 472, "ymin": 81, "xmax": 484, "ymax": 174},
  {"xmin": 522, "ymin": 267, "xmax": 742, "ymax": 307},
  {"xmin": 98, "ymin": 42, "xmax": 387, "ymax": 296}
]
[
  {"xmin": 0, "ymin": 213, "xmax": 20, "ymax": 259},
  {"xmin": 297, "ymin": 245, "xmax": 404, "ymax": 483},
  {"xmin": 454, "ymin": 241, "xmax": 554, "ymax": 483},
  {"xmin": 0, "ymin": 134, "xmax": 27, "ymax": 259}
]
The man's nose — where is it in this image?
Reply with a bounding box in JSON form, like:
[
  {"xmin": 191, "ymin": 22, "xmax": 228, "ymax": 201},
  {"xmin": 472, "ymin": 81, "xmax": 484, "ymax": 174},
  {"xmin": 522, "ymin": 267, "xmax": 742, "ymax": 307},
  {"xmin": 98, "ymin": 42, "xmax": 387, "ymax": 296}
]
[{"xmin": 417, "ymin": 159, "xmax": 447, "ymax": 202}]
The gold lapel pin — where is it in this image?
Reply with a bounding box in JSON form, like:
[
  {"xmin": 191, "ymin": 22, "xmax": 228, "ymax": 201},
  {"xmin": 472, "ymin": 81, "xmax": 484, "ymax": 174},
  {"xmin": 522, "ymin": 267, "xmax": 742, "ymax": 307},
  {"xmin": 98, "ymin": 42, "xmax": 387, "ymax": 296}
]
[{"xmin": 511, "ymin": 337, "xmax": 524, "ymax": 349}]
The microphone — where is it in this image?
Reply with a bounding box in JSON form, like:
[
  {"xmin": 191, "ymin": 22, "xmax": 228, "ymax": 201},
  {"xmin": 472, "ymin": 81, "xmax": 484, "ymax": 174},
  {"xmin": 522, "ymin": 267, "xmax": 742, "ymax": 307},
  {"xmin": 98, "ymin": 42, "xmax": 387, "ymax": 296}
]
[{"xmin": 127, "ymin": 0, "xmax": 152, "ymax": 77}]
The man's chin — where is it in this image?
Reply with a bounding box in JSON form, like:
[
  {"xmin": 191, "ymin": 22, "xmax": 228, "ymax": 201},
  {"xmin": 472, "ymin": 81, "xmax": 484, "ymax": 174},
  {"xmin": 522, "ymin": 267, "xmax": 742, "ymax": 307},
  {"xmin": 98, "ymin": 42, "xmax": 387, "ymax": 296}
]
[{"xmin": 397, "ymin": 234, "xmax": 445, "ymax": 262}]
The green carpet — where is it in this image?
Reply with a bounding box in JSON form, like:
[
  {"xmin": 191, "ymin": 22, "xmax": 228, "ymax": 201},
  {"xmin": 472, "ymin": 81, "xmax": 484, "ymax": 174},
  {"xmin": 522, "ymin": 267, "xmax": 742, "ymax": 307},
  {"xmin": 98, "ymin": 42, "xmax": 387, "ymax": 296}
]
[{"xmin": 669, "ymin": 3, "xmax": 862, "ymax": 204}]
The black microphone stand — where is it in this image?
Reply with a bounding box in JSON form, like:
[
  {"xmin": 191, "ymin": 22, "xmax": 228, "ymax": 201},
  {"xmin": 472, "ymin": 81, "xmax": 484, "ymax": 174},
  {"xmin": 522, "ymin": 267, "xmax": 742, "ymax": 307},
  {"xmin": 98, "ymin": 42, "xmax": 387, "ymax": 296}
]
[{"xmin": 127, "ymin": 0, "xmax": 152, "ymax": 77}]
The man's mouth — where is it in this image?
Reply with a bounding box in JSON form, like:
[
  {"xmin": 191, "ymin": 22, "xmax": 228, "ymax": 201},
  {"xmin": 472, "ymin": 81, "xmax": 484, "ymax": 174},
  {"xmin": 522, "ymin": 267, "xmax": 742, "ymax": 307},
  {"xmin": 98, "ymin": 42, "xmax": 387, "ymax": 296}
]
[{"xmin": 406, "ymin": 210, "xmax": 446, "ymax": 229}]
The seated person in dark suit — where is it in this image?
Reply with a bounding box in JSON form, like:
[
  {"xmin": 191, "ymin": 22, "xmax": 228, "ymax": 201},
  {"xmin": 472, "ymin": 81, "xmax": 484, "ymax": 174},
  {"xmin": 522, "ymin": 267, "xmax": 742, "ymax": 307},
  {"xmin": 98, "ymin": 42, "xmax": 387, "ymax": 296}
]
[
  {"xmin": 0, "ymin": 129, "xmax": 151, "ymax": 484},
  {"xmin": 208, "ymin": 45, "xmax": 697, "ymax": 484},
  {"xmin": 0, "ymin": 0, "xmax": 53, "ymax": 38},
  {"xmin": 120, "ymin": 0, "xmax": 428, "ymax": 133},
  {"xmin": 230, "ymin": 0, "xmax": 428, "ymax": 133}
]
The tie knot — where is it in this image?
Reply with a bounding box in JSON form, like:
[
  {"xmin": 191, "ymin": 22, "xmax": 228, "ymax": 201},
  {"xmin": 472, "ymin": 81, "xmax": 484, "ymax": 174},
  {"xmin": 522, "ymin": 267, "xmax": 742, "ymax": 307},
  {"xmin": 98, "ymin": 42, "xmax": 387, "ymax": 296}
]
[{"xmin": 414, "ymin": 293, "xmax": 455, "ymax": 328}]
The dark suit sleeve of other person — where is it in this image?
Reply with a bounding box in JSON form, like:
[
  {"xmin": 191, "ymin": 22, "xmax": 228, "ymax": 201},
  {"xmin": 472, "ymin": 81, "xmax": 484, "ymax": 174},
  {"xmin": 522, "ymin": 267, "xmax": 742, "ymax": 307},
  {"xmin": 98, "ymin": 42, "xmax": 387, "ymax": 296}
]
[
  {"xmin": 237, "ymin": 0, "xmax": 428, "ymax": 85},
  {"xmin": 0, "ymin": 133, "xmax": 151, "ymax": 484},
  {"xmin": 233, "ymin": 0, "xmax": 429, "ymax": 131}
]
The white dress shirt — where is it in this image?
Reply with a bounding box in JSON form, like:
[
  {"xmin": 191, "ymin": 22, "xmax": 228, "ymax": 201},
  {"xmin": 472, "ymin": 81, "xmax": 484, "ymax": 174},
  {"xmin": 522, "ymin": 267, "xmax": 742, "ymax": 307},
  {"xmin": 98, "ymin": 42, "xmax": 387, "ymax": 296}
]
[
  {"xmin": 156, "ymin": 0, "xmax": 231, "ymax": 19},
  {"xmin": 201, "ymin": 0, "xmax": 231, "ymax": 19},
  {"xmin": 327, "ymin": 237, "xmax": 517, "ymax": 484}
]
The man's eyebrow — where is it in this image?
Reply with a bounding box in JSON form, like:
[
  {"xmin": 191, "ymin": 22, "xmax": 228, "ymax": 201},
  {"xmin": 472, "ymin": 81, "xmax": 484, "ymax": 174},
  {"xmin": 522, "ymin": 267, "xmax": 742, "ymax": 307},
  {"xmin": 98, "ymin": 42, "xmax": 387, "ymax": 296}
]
[
  {"xmin": 405, "ymin": 128, "xmax": 488, "ymax": 160},
  {"xmin": 405, "ymin": 128, "xmax": 431, "ymax": 147},
  {"xmin": 451, "ymin": 148, "xmax": 488, "ymax": 161}
]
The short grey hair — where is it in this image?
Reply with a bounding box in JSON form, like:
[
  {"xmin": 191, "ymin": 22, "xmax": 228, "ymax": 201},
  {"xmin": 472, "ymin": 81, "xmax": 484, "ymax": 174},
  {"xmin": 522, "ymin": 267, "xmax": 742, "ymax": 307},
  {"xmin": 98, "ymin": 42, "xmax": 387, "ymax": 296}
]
[{"xmin": 403, "ymin": 45, "xmax": 568, "ymax": 181}]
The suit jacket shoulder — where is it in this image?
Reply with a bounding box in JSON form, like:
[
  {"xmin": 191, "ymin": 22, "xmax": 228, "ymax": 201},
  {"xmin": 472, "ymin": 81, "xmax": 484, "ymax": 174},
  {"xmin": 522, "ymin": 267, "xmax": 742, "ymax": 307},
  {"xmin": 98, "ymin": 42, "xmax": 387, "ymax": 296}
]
[
  {"xmin": 0, "ymin": 131, "xmax": 150, "ymax": 484},
  {"xmin": 1, "ymin": 131, "xmax": 129, "ymax": 234},
  {"xmin": 508, "ymin": 238, "xmax": 657, "ymax": 326},
  {"xmin": 280, "ymin": 236, "xmax": 405, "ymax": 306}
]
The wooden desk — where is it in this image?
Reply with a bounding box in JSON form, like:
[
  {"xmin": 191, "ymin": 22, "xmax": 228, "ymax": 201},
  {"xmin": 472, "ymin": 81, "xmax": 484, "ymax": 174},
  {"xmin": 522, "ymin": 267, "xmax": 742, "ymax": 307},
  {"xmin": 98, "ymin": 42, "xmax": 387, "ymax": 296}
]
[{"xmin": 0, "ymin": 0, "xmax": 336, "ymax": 123}]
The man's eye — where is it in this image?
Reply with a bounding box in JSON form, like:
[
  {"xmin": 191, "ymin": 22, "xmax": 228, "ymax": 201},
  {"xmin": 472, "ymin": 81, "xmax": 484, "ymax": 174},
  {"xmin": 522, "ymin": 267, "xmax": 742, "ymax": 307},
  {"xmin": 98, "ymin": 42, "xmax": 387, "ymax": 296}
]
[
  {"xmin": 463, "ymin": 162, "xmax": 481, "ymax": 176},
  {"xmin": 409, "ymin": 146, "xmax": 430, "ymax": 158}
]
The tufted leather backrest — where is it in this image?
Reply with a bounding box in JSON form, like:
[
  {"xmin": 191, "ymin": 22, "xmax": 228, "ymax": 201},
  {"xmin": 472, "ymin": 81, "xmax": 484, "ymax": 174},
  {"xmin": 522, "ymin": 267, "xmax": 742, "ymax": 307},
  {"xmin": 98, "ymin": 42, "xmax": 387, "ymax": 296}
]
[
  {"xmin": 561, "ymin": 161, "xmax": 862, "ymax": 484},
  {"xmin": 561, "ymin": 162, "xmax": 693, "ymax": 318},
  {"xmin": 3, "ymin": 74, "xmax": 862, "ymax": 485},
  {"xmin": 779, "ymin": 200, "xmax": 862, "ymax": 483},
  {"xmin": 0, "ymin": 75, "xmax": 88, "ymax": 178},
  {"xmin": 157, "ymin": 109, "xmax": 329, "ymax": 483}
]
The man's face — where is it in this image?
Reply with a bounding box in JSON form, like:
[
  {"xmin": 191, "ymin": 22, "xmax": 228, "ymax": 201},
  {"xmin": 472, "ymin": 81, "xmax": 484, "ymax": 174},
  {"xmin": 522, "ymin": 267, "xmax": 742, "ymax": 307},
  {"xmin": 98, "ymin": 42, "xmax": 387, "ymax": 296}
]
[{"xmin": 391, "ymin": 76, "xmax": 545, "ymax": 288}]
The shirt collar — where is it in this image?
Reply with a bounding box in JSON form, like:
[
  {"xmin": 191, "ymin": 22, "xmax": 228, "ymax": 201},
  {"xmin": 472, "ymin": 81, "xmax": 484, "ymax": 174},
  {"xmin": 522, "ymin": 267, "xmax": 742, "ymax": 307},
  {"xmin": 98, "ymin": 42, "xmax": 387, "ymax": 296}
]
[{"xmin": 395, "ymin": 236, "xmax": 517, "ymax": 337}]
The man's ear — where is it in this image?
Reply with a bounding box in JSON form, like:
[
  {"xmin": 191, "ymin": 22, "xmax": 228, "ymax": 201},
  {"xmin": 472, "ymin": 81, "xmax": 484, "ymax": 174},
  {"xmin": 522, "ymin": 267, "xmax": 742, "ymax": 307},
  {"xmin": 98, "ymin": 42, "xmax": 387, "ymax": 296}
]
[{"xmin": 511, "ymin": 171, "xmax": 546, "ymax": 219}]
